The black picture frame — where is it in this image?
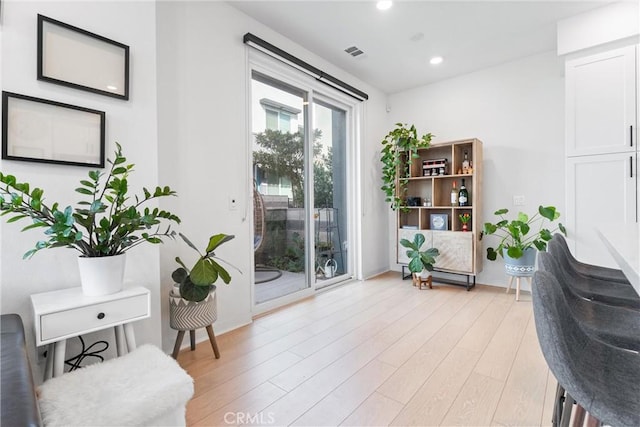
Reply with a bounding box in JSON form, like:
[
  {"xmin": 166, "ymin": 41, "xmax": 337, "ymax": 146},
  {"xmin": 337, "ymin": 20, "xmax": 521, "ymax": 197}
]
[
  {"xmin": 2, "ymin": 91, "xmax": 105, "ymax": 167},
  {"xmin": 37, "ymin": 14, "xmax": 130, "ymax": 100}
]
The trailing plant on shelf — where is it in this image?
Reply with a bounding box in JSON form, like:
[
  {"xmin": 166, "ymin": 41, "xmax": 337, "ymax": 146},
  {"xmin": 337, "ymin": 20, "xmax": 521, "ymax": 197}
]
[
  {"xmin": 172, "ymin": 232, "xmax": 240, "ymax": 302},
  {"xmin": 380, "ymin": 123, "xmax": 433, "ymax": 210},
  {"xmin": 0, "ymin": 143, "xmax": 180, "ymax": 259},
  {"xmin": 399, "ymin": 233, "xmax": 439, "ymax": 277},
  {"xmin": 483, "ymin": 205, "xmax": 567, "ymax": 261}
]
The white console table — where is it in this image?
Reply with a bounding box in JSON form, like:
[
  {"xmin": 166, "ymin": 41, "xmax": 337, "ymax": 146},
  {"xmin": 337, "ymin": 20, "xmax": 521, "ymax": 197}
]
[{"xmin": 30, "ymin": 286, "xmax": 150, "ymax": 379}]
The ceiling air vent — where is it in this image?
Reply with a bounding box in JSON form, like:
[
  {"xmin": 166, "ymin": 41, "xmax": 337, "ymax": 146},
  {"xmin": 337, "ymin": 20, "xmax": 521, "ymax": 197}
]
[{"xmin": 344, "ymin": 46, "xmax": 365, "ymax": 58}]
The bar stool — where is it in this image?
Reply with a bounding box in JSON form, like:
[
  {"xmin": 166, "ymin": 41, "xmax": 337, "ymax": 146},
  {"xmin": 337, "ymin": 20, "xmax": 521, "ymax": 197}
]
[
  {"xmin": 549, "ymin": 234, "xmax": 632, "ymax": 285},
  {"xmin": 532, "ymin": 271, "xmax": 640, "ymax": 426},
  {"xmin": 546, "ymin": 238, "xmax": 640, "ymax": 310},
  {"xmin": 539, "ymin": 252, "xmax": 640, "ymax": 352}
]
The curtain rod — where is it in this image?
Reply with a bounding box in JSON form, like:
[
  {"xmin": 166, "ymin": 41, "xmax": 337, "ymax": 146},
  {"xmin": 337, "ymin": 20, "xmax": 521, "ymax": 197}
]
[{"xmin": 243, "ymin": 32, "xmax": 369, "ymax": 102}]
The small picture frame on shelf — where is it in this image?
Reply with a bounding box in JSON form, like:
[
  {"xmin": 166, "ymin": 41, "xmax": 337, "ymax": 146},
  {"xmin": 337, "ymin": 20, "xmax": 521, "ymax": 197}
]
[{"xmin": 430, "ymin": 214, "xmax": 448, "ymax": 231}]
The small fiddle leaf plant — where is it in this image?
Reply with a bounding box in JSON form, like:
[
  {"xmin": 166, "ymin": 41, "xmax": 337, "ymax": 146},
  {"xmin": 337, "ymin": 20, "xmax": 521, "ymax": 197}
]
[
  {"xmin": 172, "ymin": 233, "xmax": 240, "ymax": 302},
  {"xmin": 399, "ymin": 233, "xmax": 439, "ymax": 275},
  {"xmin": 483, "ymin": 205, "xmax": 567, "ymax": 261},
  {"xmin": 0, "ymin": 143, "xmax": 180, "ymax": 258},
  {"xmin": 380, "ymin": 123, "xmax": 433, "ymax": 211}
]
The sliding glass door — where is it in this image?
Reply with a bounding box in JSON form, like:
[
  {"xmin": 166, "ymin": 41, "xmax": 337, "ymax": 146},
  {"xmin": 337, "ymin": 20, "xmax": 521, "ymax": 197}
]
[
  {"xmin": 313, "ymin": 99, "xmax": 349, "ymax": 289},
  {"xmin": 250, "ymin": 68, "xmax": 353, "ymax": 310},
  {"xmin": 251, "ymin": 72, "xmax": 310, "ymax": 305}
]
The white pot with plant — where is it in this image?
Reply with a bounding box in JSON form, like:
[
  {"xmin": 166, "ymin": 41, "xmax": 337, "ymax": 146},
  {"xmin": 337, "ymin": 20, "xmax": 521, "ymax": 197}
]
[
  {"xmin": 0, "ymin": 143, "xmax": 180, "ymax": 296},
  {"xmin": 483, "ymin": 205, "xmax": 567, "ymax": 276}
]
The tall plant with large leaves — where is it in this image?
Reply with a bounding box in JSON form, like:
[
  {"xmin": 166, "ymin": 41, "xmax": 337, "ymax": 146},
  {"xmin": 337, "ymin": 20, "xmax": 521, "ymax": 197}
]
[
  {"xmin": 172, "ymin": 233, "xmax": 240, "ymax": 302},
  {"xmin": 399, "ymin": 233, "xmax": 439, "ymax": 274},
  {"xmin": 0, "ymin": 143, "xmax": 180, "ymax": 258},
  {"xmin": 380, "ymin": 123, "xmax": 433, "ymax": 210},
  {"xmin": 483, "ymin": 205, "xmax": 567, "ymax": 260}
]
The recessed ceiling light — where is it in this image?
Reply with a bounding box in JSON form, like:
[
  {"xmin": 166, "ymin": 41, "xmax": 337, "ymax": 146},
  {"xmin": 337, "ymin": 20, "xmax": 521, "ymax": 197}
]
[
  {"xmin": 376, "ymin": 1, "xmax": 392, "ymax": 11},
  {"xmin": 430, "ymin": 56, "xmax": 443, "ymax": 65},
  {"xmin": 106, "ymin": 85, "xmax": 118, "ymax": 91}
]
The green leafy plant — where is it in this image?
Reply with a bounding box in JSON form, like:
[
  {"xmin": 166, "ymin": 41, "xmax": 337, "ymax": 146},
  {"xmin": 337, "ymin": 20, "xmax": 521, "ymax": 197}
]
[
  {"xmin": 380, "ymin": 123, "xmax": 433, "ymax": 211},
  {"xmin": 483, "ymin": 205, "xmax": 567, "ymax": 261},
  {"xmin": 399, "ymin": 233, "xmax": 439, "ymax": 274},
  {"xmin": 172, "ymin": 233, "xmax": 239, "ymax": 302},
  {"xmin": 0, "ymin": 143, "xmax": 180, "ymax": 258},
  {"xmin": 459, "ymin": 213, "xmax": 471, "ymax": 224}
]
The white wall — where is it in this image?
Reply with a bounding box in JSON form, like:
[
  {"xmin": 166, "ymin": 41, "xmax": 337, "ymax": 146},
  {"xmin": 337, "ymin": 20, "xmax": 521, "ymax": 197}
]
[
  {"xmin": 386, "ymin": 51, "xmax": 567, "ymax": 290},
  {"xmin": 557, "ymin": 1, "xmax": 639, "ymax": 55},
  {"xmin": 156, "ymin": 1, "xmax": 389, "ymax": 351},
  {"xmin": 0, "ymin": 1, "xmax": 160, "ymax": 377}
]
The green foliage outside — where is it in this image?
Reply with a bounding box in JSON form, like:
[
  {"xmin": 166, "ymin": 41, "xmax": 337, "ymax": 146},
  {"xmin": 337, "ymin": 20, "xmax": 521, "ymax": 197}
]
[{"xmin": 253, "ymin": 128, "xmax": 333, "ymax": 271}]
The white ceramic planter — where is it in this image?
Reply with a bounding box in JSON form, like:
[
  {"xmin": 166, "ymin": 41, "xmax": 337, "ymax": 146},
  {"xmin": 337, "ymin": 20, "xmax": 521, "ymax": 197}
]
[
  {"xmin": 77, "ymin": 254, "xmax": 126, "ymax": 296},
  {"xmin": 503, "ymin": 247, "xmax": 537, "ymax": 277}
]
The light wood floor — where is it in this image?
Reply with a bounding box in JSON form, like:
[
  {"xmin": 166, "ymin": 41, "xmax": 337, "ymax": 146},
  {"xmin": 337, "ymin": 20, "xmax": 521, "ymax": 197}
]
[{"xmin": 177, "ymin": 272, "xmax": 557, "ymax": 426}]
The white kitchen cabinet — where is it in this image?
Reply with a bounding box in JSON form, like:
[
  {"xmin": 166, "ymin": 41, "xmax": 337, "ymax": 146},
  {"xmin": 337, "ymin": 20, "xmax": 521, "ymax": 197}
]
[
  {"xmin": 565, "ymin": 46, "xmax": 636, "ymax": 157},
  {"xmin": 566, "ymin": 153, "xmax": 636, "ymax": 267}
]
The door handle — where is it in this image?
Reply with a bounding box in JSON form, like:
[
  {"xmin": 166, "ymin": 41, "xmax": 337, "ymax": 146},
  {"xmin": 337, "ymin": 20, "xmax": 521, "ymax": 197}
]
[
  {"xmin": 631, "ymin": 125, "xmax": 634, "ymax": 147},
  {"xmin": 631, "ymin": 156, "xmax": 634, "ymax": 178}
]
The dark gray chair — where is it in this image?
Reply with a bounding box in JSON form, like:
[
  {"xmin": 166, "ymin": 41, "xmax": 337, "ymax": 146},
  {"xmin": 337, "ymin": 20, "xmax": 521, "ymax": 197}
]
[
  {"xmin": 539, "ymin": 252, "xmax": 640, "ymax": 352},
  {"xmin": 1, "ymin": 314, "xmax": 42, "ymax": 427},
  {"xmin": 546, "ymin": 236, "xmax": 640, "ymax": 310},
  {"xmin": 549, "ymin": 233, "xmax": 631, "ymax": 285},
  {"xmin": 532, "ymin": 270, "xmax": 640, "ymax": 426}
]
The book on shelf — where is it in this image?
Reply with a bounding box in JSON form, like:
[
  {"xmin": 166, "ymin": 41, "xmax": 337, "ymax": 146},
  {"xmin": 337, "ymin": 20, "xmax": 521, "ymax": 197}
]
[{"xmin": 401, "ymin": 225, "xmax": 418, "ymax": 229}]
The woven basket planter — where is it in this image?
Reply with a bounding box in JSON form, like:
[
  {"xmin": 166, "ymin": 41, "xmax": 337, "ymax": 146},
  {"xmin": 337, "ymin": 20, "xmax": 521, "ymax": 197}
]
[{"xmin": 169, "ymin": 286, "xmax": 217, "ymax": 331}]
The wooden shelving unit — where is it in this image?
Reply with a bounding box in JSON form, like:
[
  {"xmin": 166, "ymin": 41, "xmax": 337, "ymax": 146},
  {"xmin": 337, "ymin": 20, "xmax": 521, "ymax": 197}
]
[{"xmin": 396, "ymin": 138, "xmax": 483, "ymax": 289}]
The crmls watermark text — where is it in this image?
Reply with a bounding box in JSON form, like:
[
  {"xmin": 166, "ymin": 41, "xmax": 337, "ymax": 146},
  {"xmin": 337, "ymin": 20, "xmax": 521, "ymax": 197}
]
[{"xmin": 224, "ymin": 411, "xmax": 276, "ymax": 425}]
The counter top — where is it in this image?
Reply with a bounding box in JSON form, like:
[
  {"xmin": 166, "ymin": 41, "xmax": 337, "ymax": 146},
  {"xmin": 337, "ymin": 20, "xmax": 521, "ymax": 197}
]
[{"xmin": 597, "ymin": 225, "xmax": 640, "ymax": 295}]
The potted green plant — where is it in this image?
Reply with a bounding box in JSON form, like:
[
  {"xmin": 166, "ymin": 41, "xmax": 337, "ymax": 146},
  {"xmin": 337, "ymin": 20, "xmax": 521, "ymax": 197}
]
[
  {"xmin": 380, "ymin": 123, "xmax": 433, "ymax": 210},
  {"xmin": 171, "ymin": 232, "xmax": 238, "ymax": 302},
  {"xmin": 169, "ymin": 233, "xmax": 238, "ymax": 358},
  {"xmin": 399, "ymin": 233, "xmax": 439, "ymax": 280},
  {"xmin": 0, "ymin": 143, "xmax": 180, "ymax": 295},
  {"xmin": 483, "ymin": 205, "xmax": 566, "ymax": 276}
]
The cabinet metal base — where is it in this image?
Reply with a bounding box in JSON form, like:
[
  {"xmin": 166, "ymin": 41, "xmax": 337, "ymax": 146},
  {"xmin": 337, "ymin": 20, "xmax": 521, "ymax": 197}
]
[{"xmin": 401, "ymin": 266, "xmax": 476, "ymax": 291}]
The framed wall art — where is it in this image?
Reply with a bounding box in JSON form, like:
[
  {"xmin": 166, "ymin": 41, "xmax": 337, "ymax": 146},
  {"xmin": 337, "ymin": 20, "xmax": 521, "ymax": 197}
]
[
  {"xmin": 430, "ymin": 213, "xmax": 449, "ymax": 231},
  {"xmin": 37, "ymin": 14, "xmax": 130, "ymax": 100},
  {"xmin": 2, "ymin": 91, "xmax": 105, "ymax": 167}
]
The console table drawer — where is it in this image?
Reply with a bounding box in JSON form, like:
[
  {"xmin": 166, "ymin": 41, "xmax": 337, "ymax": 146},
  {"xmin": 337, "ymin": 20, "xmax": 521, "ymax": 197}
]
[{"xmin": 39, "ymin": 294, "xmax": 148, "ymax": 342}]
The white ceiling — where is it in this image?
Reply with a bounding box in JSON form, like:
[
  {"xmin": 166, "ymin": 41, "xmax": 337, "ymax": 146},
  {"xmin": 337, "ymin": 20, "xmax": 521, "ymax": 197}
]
[{"xmin": 229, "ymin": 1, "xmax": 610, "ymax": 94}]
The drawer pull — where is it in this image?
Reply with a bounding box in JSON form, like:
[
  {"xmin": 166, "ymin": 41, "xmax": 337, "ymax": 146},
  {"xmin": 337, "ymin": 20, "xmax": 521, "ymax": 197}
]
[{"xmin": 97, "ymin": 312, "xmax": 105, "ymax": 320}]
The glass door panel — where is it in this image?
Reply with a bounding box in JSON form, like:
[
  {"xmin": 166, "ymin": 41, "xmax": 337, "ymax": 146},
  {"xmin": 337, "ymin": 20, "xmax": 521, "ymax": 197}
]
[
  {"xmin": 251, "ymin": 71, "xmax": 310, "ymax": 305},
  {"xmin": 313, "ymin": 100, "xmax": 349, "ymax": 288}
]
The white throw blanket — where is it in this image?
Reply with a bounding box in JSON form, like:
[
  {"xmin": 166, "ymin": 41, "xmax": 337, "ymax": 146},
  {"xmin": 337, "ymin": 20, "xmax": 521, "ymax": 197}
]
[{"xmin": 38, "ymin": 344, "xmax": 194, "ymax": 426}]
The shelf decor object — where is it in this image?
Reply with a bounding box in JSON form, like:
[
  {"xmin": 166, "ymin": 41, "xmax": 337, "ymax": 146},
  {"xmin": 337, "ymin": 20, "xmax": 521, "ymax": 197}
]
[
  {"xmin": 2, "ymin": 91, "xmax": 105, "ymax": 167},
  {"xmin": 396, "ymin": 138, "xmax": 483, "ymax": 290},
  {"xmin": 430, "ymin": 213, "xmax": 448, "ymax": 231},
  {"xmin": 37, "ymin": 14, "xmax": 130, "ymax": 100}
]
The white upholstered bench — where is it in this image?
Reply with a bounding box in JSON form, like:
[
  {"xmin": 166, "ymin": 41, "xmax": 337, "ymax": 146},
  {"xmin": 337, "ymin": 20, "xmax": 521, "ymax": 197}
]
[{"xmin": 37, "ymin": 344, "xmax": 193, "ymax": 426}]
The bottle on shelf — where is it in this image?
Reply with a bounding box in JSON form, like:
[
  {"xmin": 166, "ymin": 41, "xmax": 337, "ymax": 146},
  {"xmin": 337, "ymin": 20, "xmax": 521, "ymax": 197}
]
[
  {"xmin": 451, "ymin": 180, "xmax": 458, "ymax": 206},
  {"xmin": 462, "ymin": 150, "xmax": 470, "ymax": 174},
  {"xmin": 459, "ymin": 178, "xmax": 469, "ymax": 206}
]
